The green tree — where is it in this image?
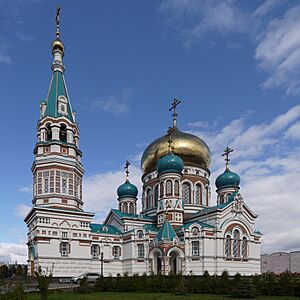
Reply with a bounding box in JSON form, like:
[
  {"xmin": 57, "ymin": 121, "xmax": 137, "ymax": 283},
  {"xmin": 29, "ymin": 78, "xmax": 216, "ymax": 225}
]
[{"xmin": 34, "ymin": 264, "xmax": 53, "ymax": 300}]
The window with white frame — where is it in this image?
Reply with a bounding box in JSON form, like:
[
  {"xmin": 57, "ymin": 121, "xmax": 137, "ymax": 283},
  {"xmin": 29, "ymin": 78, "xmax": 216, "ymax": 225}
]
[
  {"xmin": 60, "ymin": 242, "xmax": 69, "ymax": 256},
  {"xmin": 160, "ymin": 182, "xmax": 164, "ymax": 197},
  {"xmin": 174, "ymin": 180, "xmax": 179, "ymax": 196},
  {"xmin": 192, "ymin": 240, "xmax": 200, "ymax": 256},
  {"xmin": 137, "ymin": 230, "xmax": 144, "ymax": 239},
  {"xmin": 166, "ymin": 180, "xmax": 172, "ymax": 196},
  {"xmin": 233, "ymin": 229, "xmax": 240, "ymax": 257},
  {"xmin": 225, "ymin": 234, "xmax": 231, "ymax": 257},
  {"xmin": 192, "ymin": 226, "xmax": 200, "ymax": 236},
  {"xmin": 137, "ymin": 244, "xmax": 144, "ymax": 258},
  {"xmin": 182, "ymin": 183, "xmax": 191, "ymax": 204},
  {"xmin": 241, "ymin": 237, "xmax": 248, "ymax": 258},
  {"xmin": 62, "ymin": 231, "xmax": 68, "ymax": 239},
  {"xmin": 91, "ymin": 244, "xmax": 100, "ymax": 258},
  {"xmin": 154, "ymin": 185, "xmax": 159, "ymax": 206},
  {"xmin": 195, "ymin": 184, "xmax": 201, "ymax": 205},
  {"xmin": 113, "ymin": 246, "xmax": 121, "ymax": 258}
]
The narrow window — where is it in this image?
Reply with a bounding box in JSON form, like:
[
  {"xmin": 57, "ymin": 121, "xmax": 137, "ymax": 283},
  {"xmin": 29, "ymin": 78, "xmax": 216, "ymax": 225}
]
[
  {"xmin": 233, "ymin": 230, "xmax": 240, "ymax": 257},
  {"xmin": 137, "ymin": 230, "xmax": 144, "ymax": 239},
  {"xmin": 45, "ymin": 123, "xmax": 52, "ymax": 141},
  {"xmin": 91, "ymin": 245, "xmax": 100, "ymax": 258},
  {"xmin": 146, "ymin": 189, "xmax": 152, "ymax": 209},
  {"xmin": 166, "ymin": 180, "xmax": 172, "ymax": 196},
  {"xmin": 195, "ymin": 184, "xmax": 201, "ymax": 205},
  {"xmin": 182, "ymin": 183, "xmax": 191, "ymax": 204},
  {"xmin": 129, "ymin": 203, "xmax": 134, "ymax": 214},
  {"xmin": 123, "ymin": 202, "xmax": 128, "ymax": 213},
  {"xmin": 113, "ymin": 246, "xmax": 121, "ymax": 258},
  {"xmin": 60, "ymin": 242, "xmax": 70, "ymax": 256},
  {"xmin": 174, "ymin": 180, "xmax": 179, "ymax": 196},
  {"xmin": 192, "ymin": 241, "xmax": 200, "ymax": 256},
  {"xmin": 154, "ymin": 185, "xmax": 159, "ymax": 206},
  {"xmin": 137, "ymin": 244, "xmax": 144, "ymax": 258},
  {"xmin": 225, "ymin": 234, "xmax": 231, "ymax": 257},
  {"xmin": 59, "ymin": 124, "xmax": 67, "ymax": 142},
  {"xmin": 160, "ymin": 182, "xmax": 164, "ymax": 198},
  {"xmin": 242, "ymin": 237, "xmax": 248, "ymax": 258}
]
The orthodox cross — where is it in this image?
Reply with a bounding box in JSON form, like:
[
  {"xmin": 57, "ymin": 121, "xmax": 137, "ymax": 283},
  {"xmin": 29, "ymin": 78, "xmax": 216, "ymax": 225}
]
[
  {"xmin": 222, "ymin": 147, "xmax": 233, "ymax": 170},
  {"xmin": 124, "ymin": 160, "xmax": 130, "ymax": 180},
  {"xmin": 56, "ymin": 6, "xmax": 61, "ymax": 38},
  {"xmin": 169, "ymin": 98, "xmax": 182, "ymax": 128}
]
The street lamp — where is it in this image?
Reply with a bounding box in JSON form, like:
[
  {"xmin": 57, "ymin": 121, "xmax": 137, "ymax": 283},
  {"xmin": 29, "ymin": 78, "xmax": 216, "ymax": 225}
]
[{"xmin": 100, "ymin": 252, "xmax": 104, "ymax": 277}]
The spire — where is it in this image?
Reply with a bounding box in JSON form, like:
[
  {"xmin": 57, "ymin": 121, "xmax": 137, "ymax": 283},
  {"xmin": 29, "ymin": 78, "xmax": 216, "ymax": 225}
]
[
  {"xmin": 156, "ymin": 219, "xmax": 177, "ymax": 242},
  {"xmin": 222, "ymin": 146, "xmax": 233, "ymax": 171},
  {"xmin": 169, "ymin": 98, "xmax": 182, "ymax": 129},
  {"xmin": 124, "ymin": 160, "xmax": 130, "ymax": 181},
  {"xmin": 41, "ymin": 7, "xmax": 74, "ymax": 122}
]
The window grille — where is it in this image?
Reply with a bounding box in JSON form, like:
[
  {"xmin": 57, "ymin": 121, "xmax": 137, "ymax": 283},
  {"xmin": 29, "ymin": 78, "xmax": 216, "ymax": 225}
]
[
  {"xmin": 166, "ymin": 180, "xmax": 172, "ymax": 196},
  {"xmin": 113, "ymin": 246, "xmax": 121, "ymax": 258},
  {"xmin": 233, "ymin": 230, "xmax": 240, "ymax": 257},
  {"xmin": 91, "ymin": 245, "xmax": 100, "ymax": 258},
  {"xmin": 225, "ymin": 235, "xmax": 231, "ymax": 257},
  {"xmin": 182, "ymin": 183, "xmax": 191, "ymax": 204},
  {"xmin": 195, "ymin": 185, "xmax": 201, "ymax": 205},
  {"xmin": 174, "ymin": 180, "xmax": 179, "ymax": 196},
  {"xmin": 137, "ymin": 244, "xmax": 144, "ymax": 258},
  {"xmin": 192, "ymin": 240, "xmax": 200, "ymax": 256}
]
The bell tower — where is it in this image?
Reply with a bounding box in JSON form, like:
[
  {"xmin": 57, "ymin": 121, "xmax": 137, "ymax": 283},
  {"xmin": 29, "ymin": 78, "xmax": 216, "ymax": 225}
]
[{"xmin": 32, "ymin": 7, "xmax": 83, "ymax": 211}]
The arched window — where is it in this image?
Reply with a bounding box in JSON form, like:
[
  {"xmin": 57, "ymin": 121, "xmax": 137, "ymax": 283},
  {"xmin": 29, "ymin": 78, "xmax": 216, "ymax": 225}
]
[
  {"xmin": 166, "ymin": 180, "xmax": 172, "ymax": 196},
  {"xmin": 220, "ymin": 195, "xmax": 224, "ymax": 204},
  {"xmin": 174, "ymin": 180, "xmax": 179, "ymax": 196},
  {"xmin": 45, "ymin": 123, "xmax": 52, "ymax": 141},
  {"xmin": 129, "ymin": 203, "xmax": 134, "ymax": 214},
  {"xmin": 59, "ymin": 124, "xmax": 67, "ymax": 142},
  {"xmin": 182, "ymin": 183, "xmax": 191, "ymax": 204},
  {"xmin": 146, "ymin": 189, "xmax": 152, "ymax": 209},
  {"xmin": 242, "ymin": 237, "xmax": 248, "ymax": 258},
  {"xmin": 191, "ymin": 226, "xmax": 200, "ymax": 236},
  {"xmin": 123, "ymin": 202, "xmax": 128, "ymax": 213},
  {"xmin": 195, "ymin": 184, "xmax": 201, "ymax": 205},
  {"xmin": 225, "ymin": 234, "xmax": 231, "ymax": 257},
  {"xmin": 154, "ymin": 185, "xmax": 159, "ymax": 206},
  {"xmin": 233, "ymin": 229, "xmax": 240, "ymax": 257},
  {"xmin": 206, "ymin": 186, "xmax": 209, "ymax": 206},
  {"xmin": 160, "ymin": 182, "xmax": 164, "ymax": 198},
  {"xmin": 137, "ymin": 230, "xmax": 144, "ymax": 239}
]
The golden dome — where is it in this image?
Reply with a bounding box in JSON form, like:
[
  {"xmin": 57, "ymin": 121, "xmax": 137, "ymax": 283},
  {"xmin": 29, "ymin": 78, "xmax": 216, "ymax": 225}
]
[
  {"xmin": 141, "ymin": 128, "xmax": 211, "ymax": 174},
  {"xmin": 52, "ymin": 38, "xmax": 64, "ymax": 55}
]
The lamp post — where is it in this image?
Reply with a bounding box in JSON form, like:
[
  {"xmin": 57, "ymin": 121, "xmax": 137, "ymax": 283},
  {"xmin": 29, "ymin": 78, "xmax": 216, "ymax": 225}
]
[{"xmin": 100, "ymin": 252, "xmax": 104, "ymax": 277}]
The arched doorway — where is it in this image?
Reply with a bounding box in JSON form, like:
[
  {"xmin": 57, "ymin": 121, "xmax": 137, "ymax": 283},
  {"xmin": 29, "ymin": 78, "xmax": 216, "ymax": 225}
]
[
  {"xmin": 169, "ymin": 251, "xmax": 180, "ymax": 274},
  {"xmin": 149, "ymin": 248, "xmax": 163, "ymax": 275}
]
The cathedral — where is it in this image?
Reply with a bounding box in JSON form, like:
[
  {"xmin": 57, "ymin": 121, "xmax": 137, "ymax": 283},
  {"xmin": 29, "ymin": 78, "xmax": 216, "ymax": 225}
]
[{"xmin": 24, "ymin": 10, "xmax": 261, "ymax": 279}]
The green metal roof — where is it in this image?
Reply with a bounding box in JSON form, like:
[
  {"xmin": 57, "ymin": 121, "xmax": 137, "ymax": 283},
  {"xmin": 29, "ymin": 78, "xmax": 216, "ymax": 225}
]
[
  {"xmin": 156, "ymin": 219, "xmax": 177, "ymax": 242},
  {"xmin": 143, "ymin": 224, "xmax": 158, "ymax": 232},
  {"xmin": 111, "ymin": 209, "xmax": 154, "ymax": 221},
  {"xmin": 44, "ymin": 70, "xmax": 74, "ymax": 122},
  {"xmin": 90, "ymin": 223, "xmax": 121, "ymax": 235},
  {"xmin": 179, "ymin": 220, "xmax": 215, "ymax": 230}
]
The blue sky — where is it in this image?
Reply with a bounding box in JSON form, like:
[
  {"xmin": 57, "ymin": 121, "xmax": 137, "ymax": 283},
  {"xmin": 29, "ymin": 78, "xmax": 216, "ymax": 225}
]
[{"xmin": 1, "ymin": 0, "xmax": 300, "ymax": 263}]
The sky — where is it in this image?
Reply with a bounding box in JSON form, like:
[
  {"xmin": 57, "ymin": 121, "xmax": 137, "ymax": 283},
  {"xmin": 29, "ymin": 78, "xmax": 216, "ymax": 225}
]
[{"xmin": 0, "ymin": 0, "xmax": 300, "ymax": 263}]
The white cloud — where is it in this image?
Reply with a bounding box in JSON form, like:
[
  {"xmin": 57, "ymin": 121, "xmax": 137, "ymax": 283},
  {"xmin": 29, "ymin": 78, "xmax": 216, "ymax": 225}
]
[
  {"xmin": 18, "ymin": 184, "xmax": 32, "ymax": 193},
  {"xmin": 0, "ymin": 243, "xmax": 27, "ymax": 264},
  {"xmin": 0, "ymin": 51, "xmax": 11, "ymax": 64},
  {"xmin": 83, "ymin": 165, "xmax": 143, "ymax": 221},
  {"xmin": 15, "ymin": 204, "xmax": 31, "ymax": 219},
  {"xmin": 91, "ymin": 88, "xmax": 133, "ymax": 115},
  {"xmin": 188, "ymin": 104, "xmax": 300, "ymax": 253},
  {"xmin": 159, "ymin": 1, "xmax": 300, "ymax": 95}
]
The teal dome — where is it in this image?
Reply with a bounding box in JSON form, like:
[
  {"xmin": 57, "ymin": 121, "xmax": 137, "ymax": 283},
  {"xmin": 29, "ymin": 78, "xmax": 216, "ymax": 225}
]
[
  {"xmin": 156, "ymin": 153, "xmax": 184, "ymax": 175},
  {"xmin": 215, "ymin": 169, "xmax": 240, "ymax": 189},
  {"xmin": 117, "ymin": 180, "xmax": 138, "ymax": 199}
]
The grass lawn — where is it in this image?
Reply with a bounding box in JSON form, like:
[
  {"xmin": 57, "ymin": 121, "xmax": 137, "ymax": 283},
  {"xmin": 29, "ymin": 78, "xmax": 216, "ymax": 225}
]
[{"xmin": 27, "ymin": 292, "xmax": 300, "ymax": 300}]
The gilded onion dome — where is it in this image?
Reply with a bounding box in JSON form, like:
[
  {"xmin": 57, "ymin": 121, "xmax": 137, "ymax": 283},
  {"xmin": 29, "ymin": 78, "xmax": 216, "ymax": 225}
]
[{"xmin": 141, "ymin": 127, "xmax": 211, "ymax": 174}]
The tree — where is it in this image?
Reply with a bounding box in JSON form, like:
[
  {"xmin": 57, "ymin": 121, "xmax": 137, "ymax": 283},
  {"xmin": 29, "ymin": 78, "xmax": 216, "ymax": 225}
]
[{"xmin": 34, "ymin": 264, "xmax": 54, "ymax": 300}]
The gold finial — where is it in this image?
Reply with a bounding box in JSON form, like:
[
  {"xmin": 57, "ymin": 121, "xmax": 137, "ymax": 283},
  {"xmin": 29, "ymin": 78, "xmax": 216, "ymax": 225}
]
[
  {"xmin": 169, "ymin": 98, "xmax": 182, "ymax": 128},
  {"xmin": 222, "ymin": 147, "xmax": 233, "ymax": 170},
  {"xmin": 124, "ymin": 160, "xmax": 130, "ymax": 181},
  {"xmin": 56, "ymin": 6, "xmax": 61, "ymax": 38}
]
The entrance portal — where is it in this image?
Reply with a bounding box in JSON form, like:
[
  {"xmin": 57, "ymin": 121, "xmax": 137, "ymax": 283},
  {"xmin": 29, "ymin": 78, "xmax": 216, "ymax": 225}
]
[
  {"xmin": 153, "ymin": 251, "xmax": 162, "ymax": 275},
  {"xmin": 169, "ymin": 251, "xmax": 180, "ymax": 274}
]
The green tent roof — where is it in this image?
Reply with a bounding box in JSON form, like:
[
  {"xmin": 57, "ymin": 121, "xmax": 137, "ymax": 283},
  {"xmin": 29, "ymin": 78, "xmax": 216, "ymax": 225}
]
[
  {"xmin": 156, "ymin": 219, "xmax": 177, "ymax": 242},
  {"xmin": 44, "ymin": 70, "xmax": 74, "ymax": 122}
]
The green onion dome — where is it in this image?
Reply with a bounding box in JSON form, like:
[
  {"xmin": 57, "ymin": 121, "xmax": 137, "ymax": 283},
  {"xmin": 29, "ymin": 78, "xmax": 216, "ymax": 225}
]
[
  {"xmin": 215, "ymin": 168, "xmax": 240, "ymax": 189},
  {"xmin": 156, "ymin": 153, "xmax": 184, "ymax": 176},
  {"xmin": 117, "ymin": 180, "xmax": 138, "ymax": 199}
]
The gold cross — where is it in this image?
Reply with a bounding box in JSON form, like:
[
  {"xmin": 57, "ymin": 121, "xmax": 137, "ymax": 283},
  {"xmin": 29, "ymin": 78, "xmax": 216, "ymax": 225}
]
[
  {"xmin": 222, "ymin": 147, "xmax": 233, "ymax": 170},
  {"xmin": 56, "ymin": 6, "xmax": 61, "ymax": 38},
  {"xmin": 124, "ymin": 160, "xmax": 130, "ymax": 180},
  {"xmin": 169, "ymin": 98, "xmax": 182, "ymax": 128}
]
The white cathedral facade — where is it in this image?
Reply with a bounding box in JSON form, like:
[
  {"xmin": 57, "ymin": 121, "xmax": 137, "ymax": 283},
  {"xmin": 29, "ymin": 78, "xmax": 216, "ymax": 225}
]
[{"xmin": 25, "ymin": 12, "xmax": 261, "ymax": 279}]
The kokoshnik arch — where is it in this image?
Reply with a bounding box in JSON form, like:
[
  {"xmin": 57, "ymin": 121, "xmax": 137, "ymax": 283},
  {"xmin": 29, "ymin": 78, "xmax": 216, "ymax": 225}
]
[{"xmin": 24, "ymin": 8, "xmax": 262, "ymax": 278}]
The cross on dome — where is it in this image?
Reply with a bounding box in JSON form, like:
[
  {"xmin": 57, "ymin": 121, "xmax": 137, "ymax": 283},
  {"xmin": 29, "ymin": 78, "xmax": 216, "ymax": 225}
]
[
  {"xmin": 56, "ymin": 6, "xmax": 61, "ymax": 38},
  {"xmin": 124, "ymin": 160, "xmax": 130, "ymax": 180},
  {"xmin": 169, "ymin": 98, "xmax": 182, "ymax": 129},
  {"xmin": 222, "ymin": 146, "xmax": 234, "ymax": 170}
]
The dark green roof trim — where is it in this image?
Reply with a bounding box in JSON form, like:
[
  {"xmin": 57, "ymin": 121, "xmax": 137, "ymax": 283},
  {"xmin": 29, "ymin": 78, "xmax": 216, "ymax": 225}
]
[
  {"xmin": 156, "ymin": 220, "xmax": 177, "ymax": 242},
  {"xmin": 44, "ymin": 71, "xmax": 74, "ymax": 122},
  {"xmin": 90, "ymin": 223, "xmax": 122, "ymax": 235},
  {"xmin": 111, "ymin": 209, "xmax": 154, "ymax": 221}
]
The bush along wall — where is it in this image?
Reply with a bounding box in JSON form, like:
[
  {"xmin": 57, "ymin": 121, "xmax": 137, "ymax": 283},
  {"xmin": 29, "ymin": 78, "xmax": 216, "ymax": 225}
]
[{"xmin": 92, "ymin": 271, "xmax": 300, "ymax": 297}]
